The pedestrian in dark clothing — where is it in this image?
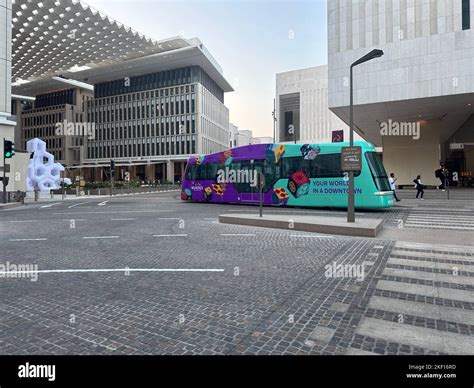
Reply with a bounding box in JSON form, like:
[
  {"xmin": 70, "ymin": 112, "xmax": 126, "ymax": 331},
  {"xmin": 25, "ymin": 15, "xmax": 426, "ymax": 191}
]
[
  {"xmin": 414, "ymin": 175, "xmax": 424, "ymax": 199},
  {"xmin": 435, "ymin": 165, "xmax": 445, "ymax": 190}
]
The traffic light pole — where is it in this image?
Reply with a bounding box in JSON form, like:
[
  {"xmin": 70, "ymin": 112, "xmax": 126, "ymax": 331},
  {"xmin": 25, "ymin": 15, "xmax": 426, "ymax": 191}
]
[
  {"xmin": 110, "ymin": 159, "xmax": 115, "ymax": 196},
  {"xmin": 347, "ymin": 67, "xmax": 355, "ymax": 223},
  {"xmin": 2, "ymin": 138, "xmax": 6, "ymax": 204}
]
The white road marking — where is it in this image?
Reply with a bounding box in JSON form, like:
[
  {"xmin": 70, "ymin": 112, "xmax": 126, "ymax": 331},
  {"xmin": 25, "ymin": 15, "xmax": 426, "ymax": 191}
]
[
  {"xmin": 368, "ymin": 295, "xmax": 474, "ymax": 325},
  {"xmin": 153, "ymin": 234, "xmax": 188, "ymax": 237},
  {"xmin": 376, "ymin": 280, "xmax": 474, "ymax": 303},
  {"xmin": 290, "ymin": 234, "xmax": 334, "ymax": 238},
  {"xmin": 9, "ymin": 238, "xmax": 48, "ymax": 242},
  {"xmin": 110, "ymin": 218, "xmax": 137, "ymax": 221},
  {"xmin": 382, "ymin": 267, "xmax": 473, "ymax": 286},
  {"xmin": 357, "ymin": 317, "xmax": 474, "ymax": 354},
  {"xmin": 68, "ymin": 201, "xmax": 92, "ymax": 209},
  {"xmin": 0, "ymin": 267, "xmax": 225, "ymax": 276},
  {"xmin": 98, "ymin": 201, "xmax": 109, "ymax": 206},
  {"xmin": 41, "ymin": 202, "xmax": 62, "ymax": 208},
  {"xmin": 54, "ymin": 210, "xmax": 173, "ymax": 215},
  {"xmin": 221, "ymin": 233, "xmax": 255, "ymax": 237},
  {"xmin": 83, "ymin": 236, "xmax": 119, "ymax": 240},
  {"xmin": 9, "ymin": 220, "xmax": 37, "ymax": 223}
]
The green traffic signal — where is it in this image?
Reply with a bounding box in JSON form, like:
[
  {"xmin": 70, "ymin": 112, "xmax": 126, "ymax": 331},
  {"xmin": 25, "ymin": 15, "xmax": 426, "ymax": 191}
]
[{"xmin": 4, "ymin": 140, "xmax": 14, "ymax": 159}]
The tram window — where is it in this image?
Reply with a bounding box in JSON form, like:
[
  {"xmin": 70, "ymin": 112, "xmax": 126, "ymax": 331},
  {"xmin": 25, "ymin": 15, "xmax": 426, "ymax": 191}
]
[
  {"xmin": 263, "ymin": 160, "xmax": 279, "ymax": 191},
  {"xmin": 314, "ymin": 154, "xmax": 343, "ymax": 178},
  {"xmin": 365, "ymin": 152, "xmax": 390, "ymax": 191},
  {"xmin": 282, "ymin": 157, "xmax": 311, "ymax": 177},
  {"xmin": 281, "ymin": 154, "xmax": 359, "ymax": 178},
  {"xmin": 186, "ymin": 164, "xmax": 205, "ymax": 180},
  {"xmin": 185, "ymin": 165, "xmax": 195, "ymax": 180},
  {"xmin": 207, "ymin": 163, "xmax": 222, "ymax": 180}
]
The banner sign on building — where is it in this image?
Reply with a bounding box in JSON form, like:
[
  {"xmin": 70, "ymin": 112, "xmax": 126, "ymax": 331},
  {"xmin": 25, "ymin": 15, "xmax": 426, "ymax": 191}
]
[{"xmin": 332, "ymin": 130, "xmax": 344, "ymax": 143}]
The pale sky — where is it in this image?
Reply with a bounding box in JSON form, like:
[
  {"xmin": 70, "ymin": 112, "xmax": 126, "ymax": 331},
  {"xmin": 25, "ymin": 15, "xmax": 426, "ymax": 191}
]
[{"xmin": 84, "ymin": 0, "xmax": 328, "ymax": 137}]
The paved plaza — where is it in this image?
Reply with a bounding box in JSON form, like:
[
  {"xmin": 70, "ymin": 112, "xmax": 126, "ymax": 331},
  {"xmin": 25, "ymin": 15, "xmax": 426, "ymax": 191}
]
[{"xmin": 0, "ymin": 189, "xmax": 473, "ymax": 355}]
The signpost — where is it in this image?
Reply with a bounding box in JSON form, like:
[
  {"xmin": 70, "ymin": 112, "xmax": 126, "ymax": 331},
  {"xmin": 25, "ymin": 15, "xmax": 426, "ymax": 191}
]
[
  {"xmin": 341, "ymin": 146, "xmax": 362, "ymax": 223},
  {"xmin": 0, "ymin": 164, "xmax": 10, "ymax": 173},
  {"xmin": 258, "ymin": 172, "xmax": 265, "ymax": 218},
  {"xmin": 341, "ymin": 146, "xmax": 362, "ymax": 171}
]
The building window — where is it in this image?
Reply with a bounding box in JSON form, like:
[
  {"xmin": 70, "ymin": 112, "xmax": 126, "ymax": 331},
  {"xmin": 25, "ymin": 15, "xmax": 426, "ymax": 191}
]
[{"xmin": 463, "ymin": 0, "xmax": 470, "ymax": 30}]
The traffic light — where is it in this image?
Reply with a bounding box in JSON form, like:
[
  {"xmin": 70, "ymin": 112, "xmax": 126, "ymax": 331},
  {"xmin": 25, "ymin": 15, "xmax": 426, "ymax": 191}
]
[
  {"xmin": 110, "ymin": 160, "xmax": 115, "ymax": 172},
  {"xmin": 4, "ymin": 140, "xmax": 14, "ymax": 159}
]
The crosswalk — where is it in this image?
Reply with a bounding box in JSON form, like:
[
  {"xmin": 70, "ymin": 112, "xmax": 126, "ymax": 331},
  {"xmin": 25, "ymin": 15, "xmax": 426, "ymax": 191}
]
[
  {"xmin": 403, "ymin": 210, "xmax": 474, "ymax": 231},
  {"xmin": 348, "ymin": 241, "xmax": 474, "ymax": 355}
]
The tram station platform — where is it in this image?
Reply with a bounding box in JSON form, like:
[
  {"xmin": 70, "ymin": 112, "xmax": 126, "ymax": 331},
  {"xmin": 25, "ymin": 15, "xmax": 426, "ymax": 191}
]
[{"xmin": 219, "ymin": 213, "xmax": 383, "ymax": 238}]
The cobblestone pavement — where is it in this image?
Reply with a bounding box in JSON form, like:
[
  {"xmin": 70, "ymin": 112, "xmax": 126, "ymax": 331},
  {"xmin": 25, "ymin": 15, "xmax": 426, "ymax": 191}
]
[{"xmin": 0, "ymin": 190, "xmax": 472, "ymax": 355}]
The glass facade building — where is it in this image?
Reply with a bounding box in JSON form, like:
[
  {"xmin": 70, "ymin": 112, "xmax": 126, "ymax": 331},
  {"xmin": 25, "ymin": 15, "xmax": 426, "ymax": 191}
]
[{"xmin": 83, "ymin": 65, "xmax": 230, "ymax": 182}]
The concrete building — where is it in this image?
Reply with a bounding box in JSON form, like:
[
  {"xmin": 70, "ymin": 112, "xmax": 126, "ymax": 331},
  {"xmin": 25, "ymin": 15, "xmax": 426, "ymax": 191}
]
[
  {"xmin": 229, "ymin": 124, "xmax": 252, "ymax": 147},
  {"xmin": 0, "ymin": 0, "xmax": 20, "ymax": 195},
  {"xmin": 275, "ymin": 65, "xmax": 352, "ymax": 144},
  {"xmin": 251, "ymin": 136, "xmax": 274, "ymax": 144},
  {"xmin": 13, "ymin": 87, "xmax": 94, "ymax": 166},
  {"xmin": 229, "ymin": 123, "xmax": 272, "ymax": 147},
  {"xmin": 9, "ymin": 0, "xmax": 232, "ymax": 184},
  {"xmin": 328, "ymin": 0, "xmax": 474, "ymax": 186}
]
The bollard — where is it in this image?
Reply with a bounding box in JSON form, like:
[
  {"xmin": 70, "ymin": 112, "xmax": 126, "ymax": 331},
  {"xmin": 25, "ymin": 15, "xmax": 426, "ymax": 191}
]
[
  {"xmin": 34, "ymin": 189, "xmax": 39, "ymax": 202},
  {"xmin": 98, "ymin": 189, "xmax": 101, "ymax": 196}
]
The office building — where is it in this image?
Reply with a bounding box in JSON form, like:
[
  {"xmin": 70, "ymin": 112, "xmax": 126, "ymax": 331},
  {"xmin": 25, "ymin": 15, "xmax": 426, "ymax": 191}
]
[
  {"xmin": 9, "ymin": 0, "xmax": 232, "ymax": 184},
  {"xmin": 328, "ymin": 0, "xmax": 474, "ymax": 186},
  {"xmin": 275, "ymin": 65, "xmax": 352, "ymax": 144}
]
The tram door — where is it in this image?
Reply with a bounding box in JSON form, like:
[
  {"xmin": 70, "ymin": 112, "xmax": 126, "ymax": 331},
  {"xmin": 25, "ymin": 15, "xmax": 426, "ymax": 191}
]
[{"xmin": 239, "ymin": 160, "xmax": 264, "ymax": 204}]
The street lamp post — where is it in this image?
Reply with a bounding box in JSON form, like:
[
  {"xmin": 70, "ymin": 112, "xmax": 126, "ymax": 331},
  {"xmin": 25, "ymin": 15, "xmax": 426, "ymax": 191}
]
[
  {"xmin": 272, "ymin": 98, "xmax": 277, "ymax": 143},
  {"xmin": 348, "ymin": 49, "xmax": 384, "ymax": 223}
]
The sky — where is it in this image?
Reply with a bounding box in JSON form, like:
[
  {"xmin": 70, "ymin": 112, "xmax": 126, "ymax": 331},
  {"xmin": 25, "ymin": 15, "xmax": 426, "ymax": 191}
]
[{"xmin": 84, "ymin": 0, "xmax": 328, "ymax": 137}]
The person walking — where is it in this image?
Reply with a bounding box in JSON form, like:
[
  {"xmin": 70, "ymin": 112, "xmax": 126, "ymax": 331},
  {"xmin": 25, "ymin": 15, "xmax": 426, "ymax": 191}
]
[
  {"xmin": 435, "ymin": 165, "xmax": 445, "ymax": 190},
  {"xmin": 414, "ymin": 175, "xmax": 424, "ymax": 199},
  {"xmin": 389, "ymin": 173, "xmax": 401, "ymax": 202},
  {"xmin": 443, "ymin": 167, "xmax": 449, "ymax": 191}
]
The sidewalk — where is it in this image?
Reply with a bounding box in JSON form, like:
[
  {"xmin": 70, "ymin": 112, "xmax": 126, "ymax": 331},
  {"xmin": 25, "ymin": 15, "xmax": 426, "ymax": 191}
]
[{"xmin": 19, "ymin": 187, "xmax": 181, "ymax": 204}]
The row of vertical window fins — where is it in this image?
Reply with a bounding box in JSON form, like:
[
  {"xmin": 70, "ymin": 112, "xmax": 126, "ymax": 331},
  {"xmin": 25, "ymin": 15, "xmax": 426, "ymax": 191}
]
[
  {"xmin": 91, "ymin": 116, "xmax": 196, "ymax": 140},
  {"xmin": 93, "ymin": 66, "xmax": 224, "ymax": 103},
  {"xmin": 88, "ymin": 95, "xmax": 196, "ymax": 122},
  {"xmin": 91, "ymin": 84, "xmax": 196, "ymax": 105},
  {"xmin": 87, "ymin": 139, "xmax": 197, "ymax": 159}
]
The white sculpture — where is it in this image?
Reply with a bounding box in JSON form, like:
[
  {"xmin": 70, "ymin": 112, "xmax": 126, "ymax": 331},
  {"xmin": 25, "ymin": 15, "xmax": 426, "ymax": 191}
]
[{"xmin": 26, "ymin": 138, "xmax": 72, "ymax": 192}]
